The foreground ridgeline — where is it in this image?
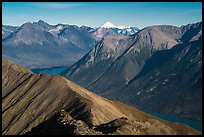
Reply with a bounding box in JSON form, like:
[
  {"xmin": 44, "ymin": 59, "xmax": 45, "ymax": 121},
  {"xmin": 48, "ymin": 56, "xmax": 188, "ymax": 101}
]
[
  {"xmin": 2, "ymin": 59, "xmax": 200, "ymax": 135},
  {"xmin": 62, "ymin": 22, "xmax": 202, "ymax": 121}
]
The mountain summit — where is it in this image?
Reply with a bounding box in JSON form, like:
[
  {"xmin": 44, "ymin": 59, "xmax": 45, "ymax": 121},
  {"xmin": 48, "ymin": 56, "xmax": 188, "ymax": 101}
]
[
  {"xmin": 100, "ymin": 21, "xmax": 130, "ymax": 29},
  {"xmin": 100, "ymin": 22, "xmax": 117, "ymax": 28}
]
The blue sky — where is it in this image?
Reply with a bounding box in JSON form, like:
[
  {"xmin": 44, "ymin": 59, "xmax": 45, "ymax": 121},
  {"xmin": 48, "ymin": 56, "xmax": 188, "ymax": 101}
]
[{"xmin": 2, "ymin": 2, "xmax": 202, "ymax": 29}]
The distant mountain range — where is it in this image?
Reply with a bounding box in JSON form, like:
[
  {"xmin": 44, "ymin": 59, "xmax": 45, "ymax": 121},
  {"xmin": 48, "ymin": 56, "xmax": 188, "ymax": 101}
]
[
  {"xmin": 2, "ymin": 25, "xmax": 19, "ymax": 39},
  {"xmin": 2, "ymin": 21, "xmax": 97, "ymax": 69},
  {"xmin": 2, "ymin": 20, "xmax": 139, "ymax": 69},
  {"xmin": 2, "ymin": 59, "xmax": 200, "ymax": 135},
  {"xmin": 62, "ymin": 22, "xmax": 202, "ymax": 120},
  {"xmin": 91, "ymin": 22, "xmax": 139, "ymax": 39}
]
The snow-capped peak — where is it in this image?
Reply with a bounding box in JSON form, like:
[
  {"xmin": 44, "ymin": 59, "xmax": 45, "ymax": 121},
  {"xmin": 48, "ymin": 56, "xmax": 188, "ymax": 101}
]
[
  {"xmin": 100, "ymin": 22, "xmax": 117, "ymax": 28},
  {"xmin": 100, "ymin": 22, "xmax": 132, "ymax": 29}
]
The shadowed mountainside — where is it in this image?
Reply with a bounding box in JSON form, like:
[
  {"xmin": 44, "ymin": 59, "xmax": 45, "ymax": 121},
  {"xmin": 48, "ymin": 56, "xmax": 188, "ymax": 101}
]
[
  {"xmin": 62, "ymin": 22, "xmax": 202, "ymax": 120},
  {"xmin": 2, "ymin": 59, "xmax": 200, "ymax": 135}
]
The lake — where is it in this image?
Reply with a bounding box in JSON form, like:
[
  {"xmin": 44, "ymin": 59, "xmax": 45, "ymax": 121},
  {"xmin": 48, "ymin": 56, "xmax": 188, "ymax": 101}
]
[
  {"xmin": 142, "ymin": 109, "xmax": 202, "ymax": 133},
  {"xmin": 31, "ymin": 66, "xmax": 202, "ymax": 133},
  {"xmin": 31, "ymin": 66, "xmax": 68, "ymax": 75}
]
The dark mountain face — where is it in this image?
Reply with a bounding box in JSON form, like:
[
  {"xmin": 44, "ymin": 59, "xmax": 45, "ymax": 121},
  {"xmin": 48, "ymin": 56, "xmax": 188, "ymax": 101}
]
[
  {"xmin": 62, "ymin": 22, "xmax": 202, "ymax": 120},
  {"xmin": 180, "ymin": 22, "xmax": 202, "ymax": 43},
  {"xmin": 2, "ymin": 25, "xmax": 19, "ymax": 39},
  {"xmin": 58, "ymin": 25, "xmax": 98, "ymax": 50},
  {"xmin": 2, "ymin": 59, "xmax": 200, "ymax": 135},
  {"xmin": 2, "ymin": 22, "xmax": 98, "ymax": 69},
  {"xmin": 119, "ymin": 37, "xmax": 202, "ymax": 120},
  {"xmin": 80, "ymin": 25, "xmax": 96, "ymax": 33}
]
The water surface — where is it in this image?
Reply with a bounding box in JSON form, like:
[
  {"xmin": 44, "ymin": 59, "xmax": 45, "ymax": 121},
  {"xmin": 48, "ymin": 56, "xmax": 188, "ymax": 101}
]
[
  {"xmin": 142, "ymin": 109, "xmax": 202, "ymax": 133},
  {"xmin": 31, "ymin": 66, "xmax": 68, "ymax": 75}
]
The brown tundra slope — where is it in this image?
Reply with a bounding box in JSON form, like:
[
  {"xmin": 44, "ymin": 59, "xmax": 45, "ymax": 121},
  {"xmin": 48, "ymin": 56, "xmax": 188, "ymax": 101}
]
[{"xmin": 2, "ymin": 59, "xmax": 200, "ymax": 135}]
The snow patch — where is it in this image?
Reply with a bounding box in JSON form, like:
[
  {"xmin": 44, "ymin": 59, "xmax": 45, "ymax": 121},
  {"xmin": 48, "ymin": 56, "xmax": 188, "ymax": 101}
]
[
  {"xmin": 127, "ymin": 28, "xmax": 132, "ymax": 32},
  {"xmin": 170, "ymin": 73, "xmax": 176, "ymax": 76},
  {"xmin": 2, "ymin": 28, "xmax": 13, "ymax": 32},
  {"xmin": 117, "ymin": 26, "xmax": 127, "ymax": 29},
  {"xmin": 137, "ymin": 91, "xmax": 141, "ymax": 95},
  {"xmin": 49, "ymin": 25, "xmax": 63, "ymax": 34},
  {"xmin": 125, "ymin": 78, "xmax": 130, "ymax": 85},
  {"xmin": 164, "ymin": 79, "xmax": 169, "ymax": 82},
  {"xmin": 155, "ymin": 72, "xmax": 160, "ymax": 76},
  {"xmin": 146, "ymin": 87, "xmax": 156, "ymax": 92}
]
